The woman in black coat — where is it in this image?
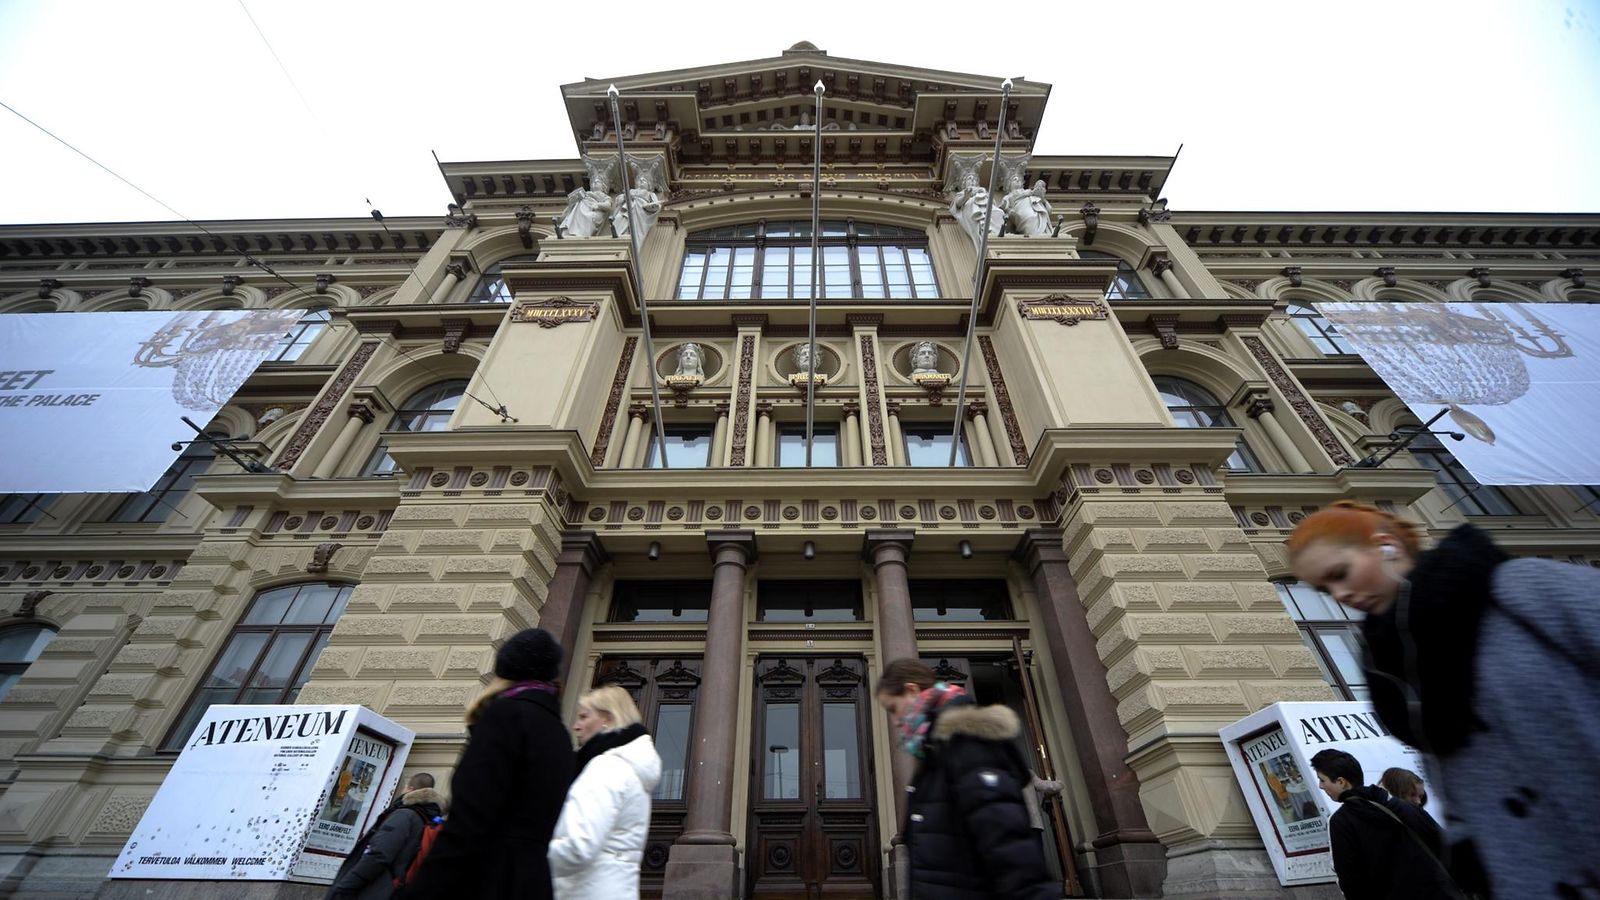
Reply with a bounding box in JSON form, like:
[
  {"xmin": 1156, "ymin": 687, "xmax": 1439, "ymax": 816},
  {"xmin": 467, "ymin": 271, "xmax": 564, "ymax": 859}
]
[
  {"xmin": 400, "ymin": 629, "xmax": 576, "ymax": 900},
  {"xmin": 876, "ymin": 658, "xmax": 1057, "ymax": 900}
]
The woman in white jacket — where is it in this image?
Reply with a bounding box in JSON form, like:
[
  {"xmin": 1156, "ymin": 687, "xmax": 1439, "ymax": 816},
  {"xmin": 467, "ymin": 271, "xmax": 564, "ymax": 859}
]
[{"xmin": 548, "ymin": 685, "xmax": 662, "ymax": 900}]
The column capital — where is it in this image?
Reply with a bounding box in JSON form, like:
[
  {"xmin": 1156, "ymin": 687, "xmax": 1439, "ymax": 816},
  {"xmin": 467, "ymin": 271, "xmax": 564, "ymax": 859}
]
[
  {"xmin": 627, "ymin": 402, "xmax": 651, "ymax": 421},
  {"xmin": 705, "ymin": 529, "xmax": 758, "ymax": 564},
  {"xmin": 1149, "ymin": 253, "xmax": 1174, "ymax": 276},
  {"xmin": 346, "ymin": 402, "xmax": 376, "ymax": 424},
  {"xmin": 1245, "ymin": 394, "xmax": 1275, "ymax": 419},
  {"xmin": 862, "ymin": 528, "xmax": 915, "ymax": 564},
  {"xmin": 714, "ymin": 400, "xmax": 731, "ymax": 415},
  {"xmin": 755, "ymin": 400, "xmax": 774, "ymax": 416},
  {"xmin": 1013, "ymin": 527, "xmax": 1068, "ymax": 573},
  {"xmin": 963, "ymin": 399, "xmax": 988, "ymax": 420},
  {"xmin": 841, "ymin": 399, "xmax": 860, "ymax": 417},
  {"xmin": 558, "ymin": 530, "xmax": 609, "ymax": 576}
]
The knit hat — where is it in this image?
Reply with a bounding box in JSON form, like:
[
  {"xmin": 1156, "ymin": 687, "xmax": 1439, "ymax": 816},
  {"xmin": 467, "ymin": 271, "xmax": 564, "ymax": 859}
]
[{"xmin": 494, "ymin": 628, "xmax": 563, "ymax": 682}]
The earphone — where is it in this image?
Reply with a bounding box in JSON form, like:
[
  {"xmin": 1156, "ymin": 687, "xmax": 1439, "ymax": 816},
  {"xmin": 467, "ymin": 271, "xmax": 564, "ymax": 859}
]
[{"xmin": 1380, "ymin": 544, "xmax": 1399, "ymax": 559}]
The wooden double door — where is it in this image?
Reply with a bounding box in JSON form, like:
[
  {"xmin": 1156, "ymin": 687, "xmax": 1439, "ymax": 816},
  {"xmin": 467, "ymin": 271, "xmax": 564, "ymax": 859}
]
[{"xmin": 746, "ymin": 656, "xmax": 881, "ymax": 899}]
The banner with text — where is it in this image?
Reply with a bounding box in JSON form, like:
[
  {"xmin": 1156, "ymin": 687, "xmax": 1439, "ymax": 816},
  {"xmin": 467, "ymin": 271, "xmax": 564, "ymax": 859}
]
[
  {"xmin": 109, "ymin": 704, "xmax": 413, "ymax": 884},
  {"xmin": 1219, "ymin": 701, "xmax": 1442, "ymax": 886},
  {"xmin": 0, "ymin": 309, "xmax": 303, "ymax": 493},
  {"xmin": 1317, "ymin": 302, "xmax": 1600, "ymax": 485}
]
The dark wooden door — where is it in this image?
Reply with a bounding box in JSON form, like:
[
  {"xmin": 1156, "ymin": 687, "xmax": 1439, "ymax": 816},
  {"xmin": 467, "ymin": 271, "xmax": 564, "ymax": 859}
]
[{"xmin": 747, "ymin": 657, "xmax": 880, "ymax": 899}]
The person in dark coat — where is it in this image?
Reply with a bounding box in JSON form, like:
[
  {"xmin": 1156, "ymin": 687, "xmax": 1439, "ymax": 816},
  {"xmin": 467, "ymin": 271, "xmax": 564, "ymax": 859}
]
[
  {"xmin": 1310, "ymin": 749, "xmax": 1454, "ymax": 900},
  {"xmin": 325, "ymin": 786, "xmax": 445, "ymax": 900},
  {"xmin": 875, "ymin": 658, "xmax": 1056, "ymax": 900},
  {"xmin": 399, "ymin": 628, "xmax": 576, "ymax": 900}
]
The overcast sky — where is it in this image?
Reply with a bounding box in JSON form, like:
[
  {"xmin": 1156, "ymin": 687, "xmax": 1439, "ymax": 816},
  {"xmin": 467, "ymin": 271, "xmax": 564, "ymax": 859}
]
[{"xmin": 1, "ymin": 0, "xmax": 1597, "ymax": 226}]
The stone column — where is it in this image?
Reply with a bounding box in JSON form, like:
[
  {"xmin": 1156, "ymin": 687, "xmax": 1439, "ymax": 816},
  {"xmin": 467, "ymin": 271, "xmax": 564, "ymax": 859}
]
[
  {"xmin": 1015, "ymin": 529, "xmax": 1167, "ymax": 898},
  {"xmin": 842, "ymin": 401, "xmax": 864, "ymax": 467},
  {"xmin": 1150, "ymin": 255, "xmax": 1190, "ymax": 299},
  {"xmin": 1246, "ymin": 394, "xmax": 1312, "ymax": 473},
  {"xmin": 864, "ymin": 529, "xmax": 918, "ymax": 895},
  {"xmin": 617, "ymin": 403, "xmax": 649, "ymax": 469},
  {"xmin": 536, "ymin": 532, "xmax": 608, "ymax": 683},
  {"xmin": 754, "ymin": 401, "xmax": 774, "ymax": 467},
  {"xmin": 436, "ymin": 260, "xmax": 469, "ymax": 302},
  {"xmin": 964, "ymin": 401, "xmax": 998, "ymax": 467},
  {"xmin": 885, "ymin": 401, "xmax": 906, "ymax": 466},
  {"xmin": 665, "ymin": 530, "xmax": 756, "ymax": 900},
  {"xmin": 710, "ymin": 402, "xmax": 730, "ymax": 467},
  {"xmin": 311, "ymin": 403, "xmax": 376, "ymax": 478}
]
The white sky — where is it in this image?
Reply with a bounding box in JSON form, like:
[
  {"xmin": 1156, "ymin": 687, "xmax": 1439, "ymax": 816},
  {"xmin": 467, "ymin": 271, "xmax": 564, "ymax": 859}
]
[{"xmin": 1, "ymin": 0, "xmax": 1597, "ymax": 226}]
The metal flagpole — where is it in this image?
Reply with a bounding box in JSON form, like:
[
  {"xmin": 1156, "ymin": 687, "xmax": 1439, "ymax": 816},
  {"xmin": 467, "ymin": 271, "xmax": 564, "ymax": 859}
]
[
  {"xmin": 948, "ymin": 78, "xmax": 1012, "ymax": 467},
  {"xmin": 805, "ymin": 81, "xmax": 825, "ymax": 466},
  {"xmin": 609, "ymin": 85, "xmax": 671, "ymax": 468}
]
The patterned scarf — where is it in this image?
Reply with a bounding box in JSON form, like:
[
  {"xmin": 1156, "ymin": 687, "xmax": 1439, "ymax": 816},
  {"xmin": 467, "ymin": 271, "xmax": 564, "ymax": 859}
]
[
  {"xmin": 897, "ymin": 682, "xmax": 967, "ymax": 759},
  {"xmin": 499, "ymin": 679, "xmax": 558, "ymax": 700}
]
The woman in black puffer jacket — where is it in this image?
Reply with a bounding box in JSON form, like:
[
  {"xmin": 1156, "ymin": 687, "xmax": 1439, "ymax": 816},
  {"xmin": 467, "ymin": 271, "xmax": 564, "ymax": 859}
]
[{"xmin": 876, "ymin": 658, "xmax": 1057, "ymax": 900}]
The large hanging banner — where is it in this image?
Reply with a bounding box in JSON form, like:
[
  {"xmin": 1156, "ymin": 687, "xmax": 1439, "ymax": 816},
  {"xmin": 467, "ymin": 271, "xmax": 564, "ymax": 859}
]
[
  {"xmin": 1219, "ymin": 701, "xmax": 1444, "ymax": 886},
  {"xmin": 0, "ymin": 309, "xmax": 303, "ymax": 493},
  {"xmin": 109, "ymin": 705, "xmax": 414, "ymax": 884},
  {"xmin": 1317, "ymin": 302, "xmax": 1600, "ymax": 485}
]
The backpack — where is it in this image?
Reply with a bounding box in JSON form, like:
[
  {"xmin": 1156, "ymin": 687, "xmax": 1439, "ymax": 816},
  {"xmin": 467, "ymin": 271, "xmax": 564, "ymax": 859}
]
[{"xmin": 392, "ymin": 813, "xmax": 443, "ymax": 888}]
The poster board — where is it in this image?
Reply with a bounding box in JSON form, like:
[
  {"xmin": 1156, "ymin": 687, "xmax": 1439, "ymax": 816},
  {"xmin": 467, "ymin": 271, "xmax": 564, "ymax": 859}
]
[
  {"xmin": 1219, "ymin": 701, "xmax": 1442, "ymax": 886},
  {"xmin": 109, "ymin": 705, "xmax": 414, "ymax": 884}
]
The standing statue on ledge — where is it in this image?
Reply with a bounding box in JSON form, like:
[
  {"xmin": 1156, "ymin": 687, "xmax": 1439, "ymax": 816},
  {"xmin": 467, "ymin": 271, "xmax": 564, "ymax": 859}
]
[
  {"xmin": 998, "ymin": 154, "xmax": 1053, "ymax": 237},
  {"xmin": 559, "ymin": 156, "xmax": 617, "ymax": 239},
  {"xmin": 675, "ymin": 342, "xmax": 705, "ymax": 379},
  {"xmin": 911, "ymin": 341, "xmax": 942, "ymax": 375},
  {"xmin": 611, "ymin": 156, "xmax": 666, "ymax": 241},
  {"xmin": 946, "ymin": 154, "xmax": 1002, "ymax": 250}
]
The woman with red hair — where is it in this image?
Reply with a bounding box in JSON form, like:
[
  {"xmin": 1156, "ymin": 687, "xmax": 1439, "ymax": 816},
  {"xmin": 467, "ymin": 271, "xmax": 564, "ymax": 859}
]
[{"xmin": 1288, "ymin": 501, "xmax": 1600, "ymax": 898}]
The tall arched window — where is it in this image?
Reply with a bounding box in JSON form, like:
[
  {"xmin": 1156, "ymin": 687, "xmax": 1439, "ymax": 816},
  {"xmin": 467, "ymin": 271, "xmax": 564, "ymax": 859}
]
[
  {"xmin": 362, "ymin": 380, "xmax": 468, "ymax": 476},
  {"xmin": 1154, "ymin": 375, "xmax": 1261, "ymax": 472},
  {"xmin": 1078, "ymin": 250, "xmax": 1151, "ymax": 300},
  {"xmin": 1285, "ymin": 302, "xmax": 1353, "ymax": 355},
  {"xmin": 676, "ymin": 220, "xmax": 938, "ymax": 300},
  {"xmin": 0, "ymin": 623, "xmax": 58, "ymax": 701},
  {"xmin": 268, "ymin": 308, "xmax": 332, "ymax": 362},
  {"xmin": 163, "ymin": 582, "xmax": 352, "ymax": 749}
]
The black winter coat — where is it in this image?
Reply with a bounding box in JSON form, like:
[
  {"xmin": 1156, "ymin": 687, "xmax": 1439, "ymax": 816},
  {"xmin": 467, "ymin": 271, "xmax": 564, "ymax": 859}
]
[
  {"xmin": 1328, "ymin": 785, "xmax": 1456, "ymax": 900},
  {"xmin": 903, "ymin": 696, "xmax": 1056, "ymax": 900},
  {"xmin": 400, "ymin": 689, "xmax": 575, "ymax": 900},
  {"xmin": 326, "ymin": 788, "xmax": 445, "ymax": 900}
]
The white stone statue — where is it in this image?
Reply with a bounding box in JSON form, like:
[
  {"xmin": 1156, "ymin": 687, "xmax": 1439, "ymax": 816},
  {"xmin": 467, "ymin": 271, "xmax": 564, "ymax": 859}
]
[
  {"xmin": 911, "ymin": 341, "xmax": 941, "ymax": 375},
  {"xmin": 946, "ymin": 154, "xmax": 1002, "ymax": 250},
  {"xmin": 792, "ymin": 342, "xmax": 815, "ymax": 374},
  {"xmin": 675, "ymin": 342, "xmax": 705, "ymax": 378},
  {"xmin": 611, "ymin": 156, "xmax": 666, "ymax": 241},
  {"xmin": 559, "ymin": 156, "xmax": 617, "ymax": 239},
  {"xmin": 998, "ymin": 154, "xmax": 1053, "ymax": 237}
]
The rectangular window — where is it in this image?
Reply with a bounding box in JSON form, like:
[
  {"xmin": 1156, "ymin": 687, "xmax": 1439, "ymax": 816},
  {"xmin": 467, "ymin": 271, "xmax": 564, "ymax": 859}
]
[
  {"xmin": 645, "ymin": 425, "xmax": 715, "ymax": 469},
  {"xmin": 902, "ymin": 424, "xmax": 970, "ymax": 467},
  {"xmin": 1409, "ymin": 435, "xmax": 1520, "ymax": 516},
  {"xmin": 777, "ymin": 425, "xmax": 839, "ymax": 467},
  {"xmin": 1274, "ymin": 581, "xmax": 1367, "ymax": 700},
  {"xmin": 653, "ymin": 704, "xmax": 693, "ymax": 800},
  {"xmin": 908, "ymin": 579, "xmax": 1014, "ymax": 622},
  {"xmin": 609, "ymin": 581, "xmax": 712, "ymax": 623},
  {"xmin": 757, "ymin": 580, "xmax": 864, "ymax": 623}
]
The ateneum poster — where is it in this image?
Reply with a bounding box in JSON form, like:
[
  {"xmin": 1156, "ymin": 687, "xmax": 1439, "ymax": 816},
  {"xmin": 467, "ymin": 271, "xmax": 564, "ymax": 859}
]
[
  {"xmin": 1317, "ymin": 302, "xmax": 1600, "ymax": 485},
  {"xmin": 109, "ymin": 705, "xmax": 414, "ymax": 884},
  {"xmin": 1219, "ymin": 701, "xmax": 1441, "ymax": 886},
  {"xmin": 0, "ymin": 309, "xmax": 303, "ymax": 493}
]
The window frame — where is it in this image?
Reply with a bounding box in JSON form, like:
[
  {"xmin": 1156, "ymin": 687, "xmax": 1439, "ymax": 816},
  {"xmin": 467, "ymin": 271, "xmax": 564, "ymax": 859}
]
[
  {"xmin": 267, "ymin": 308, "xmax": 333, "ymax": 362},
  {"xmin": 1078, "ymin": 250, "xmax": 1152, "ymax": 300},
  {"xmin": 1152, "ymin": 375, "xmax": 1262, "ymax": 473},
  {"xmin": 900, "ymin": 423, "xmax": 971, "ymax": 468},
  {"xmin": 1406, "ymin": 429, "xmax": 1522, "ymax": 516},
  {"xmin": 0, "ymin": 623, "xmax": 58, "ymax": 702},
  {"xmin": 0, "ymin": 494, "xmax": 52, "ymax": 525},
  {"xmin": 676, "ymin": 220, "xmax": 939, "ymax": 301},
  {"xmin": 362, "ymin": 379, "xmax": 469, "ymax": 477},
  {"xmin": 1284, "ymin": 302, "xmax": 1354, "ymax": 355},
  {"xmin": 777, "ymin": 424, "xmax": 841, "ymax": 467},
  {"xmin": 644, "ymin": 424, "xmax": 716, "ymax": 469},
  {"xmin": 1274, "ymin": 580, "xmax": 1367, "ymax": 700},
  {"xmin": 106, "ymin": 436, "xmax": 219, "ymax": 523}
]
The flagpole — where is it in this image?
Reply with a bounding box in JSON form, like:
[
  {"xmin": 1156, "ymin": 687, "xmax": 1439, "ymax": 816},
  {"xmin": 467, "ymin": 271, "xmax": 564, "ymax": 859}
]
[{"xmin": 804, "ymin": 80, "xmax": 824, "ymax": 466}]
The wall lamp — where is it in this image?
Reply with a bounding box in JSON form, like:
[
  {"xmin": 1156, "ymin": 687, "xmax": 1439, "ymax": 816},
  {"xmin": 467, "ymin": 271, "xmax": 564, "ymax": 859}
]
[
  {"xmin": 959, "ymin": 540, "xmax": 973, "ymax": 560},
  {"xmin": 647, "ymin": 541, "xmax": 660, "ymax": 561},
  {"xmin": 803, "ymin": 541, "xmax": 815, "ymax": 560}
]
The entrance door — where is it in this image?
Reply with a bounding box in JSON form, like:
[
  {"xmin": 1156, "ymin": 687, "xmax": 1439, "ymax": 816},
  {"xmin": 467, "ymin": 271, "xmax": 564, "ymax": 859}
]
[{"xmin": 747, "ymin": 656, "xmax": 880, "ymax": 899}]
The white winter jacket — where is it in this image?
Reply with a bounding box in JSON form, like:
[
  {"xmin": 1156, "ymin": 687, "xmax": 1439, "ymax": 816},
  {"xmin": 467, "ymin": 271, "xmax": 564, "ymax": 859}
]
[{"xmin": 548, "ymin": 732, "xmax": 662, "ymax": 900}]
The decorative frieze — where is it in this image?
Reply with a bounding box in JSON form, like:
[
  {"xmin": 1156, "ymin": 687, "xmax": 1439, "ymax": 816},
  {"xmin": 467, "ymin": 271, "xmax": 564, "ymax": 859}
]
[
  {"xmin": 859, "ymin": 334, "xmax": 888, "ymax": 465},
  {"xmin": 729, "ymin": 334, "xmax": 757, "ymax": 467},
  {"xmin": 590, "ymin": 337, "xmax": 638, "ymax": 467},
  {"xmin": 1239, "ymin": 335, "xmax": 1356, "ymax": 466},
  {"xmin": 978, "ymin": 336, "xmax": 1028, "ymax": 466},
  {"xmin": 272, "ymin": 341, "xmax": 379, "ymax": 470}
]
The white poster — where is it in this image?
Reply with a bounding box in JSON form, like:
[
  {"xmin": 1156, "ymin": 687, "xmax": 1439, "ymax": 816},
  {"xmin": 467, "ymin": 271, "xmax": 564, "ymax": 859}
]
[
  {"xmin": 0, "ymin": 309, "xmax": 303, "ymax": 493},
  {"xmin": 1318, "ymin": 302, "xmax": 1600, "ymax": 485},
  {"xmin": 1219, "ymin": 701, "xmax": 1442, "ymax": 886},
  {"xmin": 109, "ymin": 705, "xmax": 413, "ymax": 884}
]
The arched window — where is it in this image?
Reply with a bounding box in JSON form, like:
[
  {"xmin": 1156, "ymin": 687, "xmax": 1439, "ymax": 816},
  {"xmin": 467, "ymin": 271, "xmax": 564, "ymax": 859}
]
[
  {"xmin": 466, "ymin": 255, "xmax": 536, "ymax": 304},
  {"xmin": 268, "ymin": 308, "xmax": 332, "ymax": 362},
  {"xmin": 105, "ymin": 435, "xmax": 220, "ymax": 523},
  {"xmin": 362, "ymin": 380, "xmax": 468, "ymax": 476},
  {"xmin": 163, "ymin": 582, "xmax": 353, "ymax": 749},
  {"xmin": 1153, "ymin": 375, "xmax": 1261, "ymax": 472},
  {"xmin": 0, "ymin": 623, "xmax": 58, "ymax": 701},
  {"xmin": 676, "ymin": 220, "xmax": 938, "ymax": 301},
  {"xmin": 1285, "ymin": 302, "xmax": 1353, "ymax": 355},
  {"xmin": 1078, "ymin": 250, "xmax": 1151, "ymax": 300}
]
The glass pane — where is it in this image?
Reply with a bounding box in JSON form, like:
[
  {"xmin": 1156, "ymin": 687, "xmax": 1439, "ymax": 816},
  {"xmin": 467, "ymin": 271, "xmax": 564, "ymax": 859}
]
[
  {"xmin": 761, "ymin": 247, "xmax": 790, "ymax": 298},
  {"xmin": 778, "ymin": 427, "xmax": 839, "ymax": 467},
  {"xmin": 0, "ymin": 672, "xmax": 20, "ymax": 702},
  {"xmin": 903, "ymin": 428, "xmax": 968, "ymax": 467},
  {"xmin": 168, "ymin": 687, "xmax": 235, "ymax": 748},
  {"xmin": 323, "ymin": 587, "xmax": 351, "ymax": 624},
  {"xmin": 243, "ymin": 588, "xmax": 295, "ymax": 625},
  {"xmin": 764, "ymin": 703, "xmax": 801, "ymax": 799},
  {"xmin": 822, "ymin": 703, "xmax": 861, "ymax": 799},
  {"xmin": 1285, "ymin": 582, "xmax": 1342, "ymax": 621},
  {"xmin": 824, "ymin": 246, "xmax": 852, "ymax": 298},
  {"xmin": 758, "ymin": 580, "xmax": 863, "ymax": 622},
  {"xmin": 248, "ymin": 633, "xmax": 315, "ymax": 692},
  {"xmin": 285, "ymin": 632, "xmax": 331, "ymax": 702},
  {"xmin": 0, "ymin": 625, "xmax": 55, "ymax": 663},
  {"xmin": 203, "ymin": 633, "xmax": 271, "ymax": 690},
  {"xmin": 284, "ymin": 583, "xmax": 341, "ymax": 625},
  {"xmin": 910, "ymin": 579, "xmax": 1013, "ymax": 622},
  {"xmin": 609, "ymin": 581, "xmax": 712, "ymax": 623},
  {"xmin": 653, "ymin": 705, "xmax": 693, "ymax": 800},
  {"xmin": 1318, "ymin": 628, "xmax": 1369, "ymax": 698},
  {"xmin": 646, "ymin": 428, "xmax": 714, "ymax": 469},
  {"xmin": 111, "ymin": 492, "xmax": 159, "ymax": 523}
]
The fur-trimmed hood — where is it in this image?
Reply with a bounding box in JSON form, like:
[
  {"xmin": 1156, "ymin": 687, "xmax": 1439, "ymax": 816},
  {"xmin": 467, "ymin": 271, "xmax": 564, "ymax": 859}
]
[
  {"xmin": 401, "ymin": 786, "xmax": 446, "ymax": 812},
  {"xmin": 929, "ymin": 701, "xmax": 1022, "ymax": 743}
]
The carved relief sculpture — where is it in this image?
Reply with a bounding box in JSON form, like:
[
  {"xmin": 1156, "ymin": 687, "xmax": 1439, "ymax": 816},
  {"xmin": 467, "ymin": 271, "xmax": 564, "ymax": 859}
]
[
  {"xmin": 590, "ymin": 337, "xmax": 639, "ymax": 467},
  {"xmin": 611, "ymin": 156, "xmax": 666, "ymax": 241},
  {"xmin": 945, "ymin": 153, "xmax": 1002, "ymax": 251},
  {"xmin": 997, "ymin": 154, "xmax": 1053, "ymax": 237},
  {"xmin": 559, "ymin": 155, "xmax": 617, "ymax": 239},
  {"xmin": 789, "ymin": 342, "xmax": 828, "ymax": 389}
]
